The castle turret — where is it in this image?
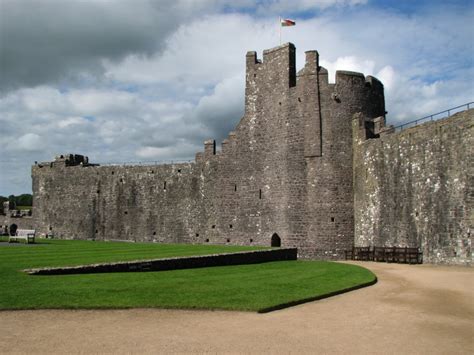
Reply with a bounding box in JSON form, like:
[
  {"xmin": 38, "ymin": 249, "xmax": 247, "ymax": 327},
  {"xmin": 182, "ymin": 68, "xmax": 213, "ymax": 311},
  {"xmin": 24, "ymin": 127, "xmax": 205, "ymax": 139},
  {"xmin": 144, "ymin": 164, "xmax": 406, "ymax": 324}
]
[{"xmin": 245, "ymin": 43, "xmax": 296, "ymax": 116}]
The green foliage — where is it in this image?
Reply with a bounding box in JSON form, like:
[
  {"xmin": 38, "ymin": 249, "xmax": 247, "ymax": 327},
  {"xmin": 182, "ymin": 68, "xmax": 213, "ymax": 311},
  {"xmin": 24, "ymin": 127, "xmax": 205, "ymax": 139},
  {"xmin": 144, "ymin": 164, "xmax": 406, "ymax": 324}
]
[
  {"xmin": 16, "ymin": 194, "xmax": 33, "ymax": 206},
  {"xmin": 0, "ymin": 240, "xmax": 376, "ymax": 311},
  {"xmin": 0, "ymin": 194, "xmax": 33, "ymax": 207}
]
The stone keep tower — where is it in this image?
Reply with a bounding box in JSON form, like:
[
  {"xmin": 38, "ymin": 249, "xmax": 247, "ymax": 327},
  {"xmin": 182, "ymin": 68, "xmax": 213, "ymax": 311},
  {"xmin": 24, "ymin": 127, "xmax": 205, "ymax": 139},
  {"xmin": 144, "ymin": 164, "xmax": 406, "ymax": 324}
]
[
  {"xmin": 239, "ymin": 43, "xmax": 385, "ymax": 257},
  {"xmin": 32, "ymin": 42, "xmax": 385, "ymax": 259}
]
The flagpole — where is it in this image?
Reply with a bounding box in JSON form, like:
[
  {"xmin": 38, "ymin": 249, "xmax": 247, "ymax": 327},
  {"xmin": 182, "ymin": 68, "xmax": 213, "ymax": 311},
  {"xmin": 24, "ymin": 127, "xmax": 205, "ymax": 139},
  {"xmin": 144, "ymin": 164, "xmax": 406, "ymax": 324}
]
[{"xmin": 279, "ymin": 17, "xmax": 282, "ymax": 44}]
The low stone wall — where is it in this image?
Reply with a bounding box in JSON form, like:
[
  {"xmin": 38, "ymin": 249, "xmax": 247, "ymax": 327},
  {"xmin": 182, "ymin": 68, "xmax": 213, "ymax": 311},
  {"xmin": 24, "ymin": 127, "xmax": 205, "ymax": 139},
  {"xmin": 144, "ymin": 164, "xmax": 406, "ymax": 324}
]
[
  {"xmin": 25, "ymin": 248, "xmax": 298, "ymax": 275},
  {"xmin": 0, "ymin": 216, "xmax": 36, "ymax": 234}
]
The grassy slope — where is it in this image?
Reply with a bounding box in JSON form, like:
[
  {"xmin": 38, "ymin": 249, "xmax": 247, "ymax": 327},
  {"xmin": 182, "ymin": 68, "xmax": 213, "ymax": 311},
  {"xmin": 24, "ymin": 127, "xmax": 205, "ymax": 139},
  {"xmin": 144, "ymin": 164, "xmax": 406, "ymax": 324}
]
[{"xmin": 0, "ymin": 240, "xmax": 376, "ymax": 311}]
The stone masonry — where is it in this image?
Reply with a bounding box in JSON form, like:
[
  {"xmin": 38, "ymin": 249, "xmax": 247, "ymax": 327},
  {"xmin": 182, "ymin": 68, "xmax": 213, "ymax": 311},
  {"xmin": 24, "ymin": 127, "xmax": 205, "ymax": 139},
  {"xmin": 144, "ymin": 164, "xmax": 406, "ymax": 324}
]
[
  {"xmin": 353, "ymin": 109, "xmax": 473, "ymax": 265},
  {"xmin": 29, "ymin": 43, "xmax": 472, "ymax": 264}
]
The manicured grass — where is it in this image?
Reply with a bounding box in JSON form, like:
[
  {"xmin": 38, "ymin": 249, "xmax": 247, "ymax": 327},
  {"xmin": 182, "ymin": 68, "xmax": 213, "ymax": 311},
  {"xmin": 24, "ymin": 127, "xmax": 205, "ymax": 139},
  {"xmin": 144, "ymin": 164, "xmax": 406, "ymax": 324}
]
[{"xmin": 0, "ymin": 240, "xmax": 376, "ymax": 311}]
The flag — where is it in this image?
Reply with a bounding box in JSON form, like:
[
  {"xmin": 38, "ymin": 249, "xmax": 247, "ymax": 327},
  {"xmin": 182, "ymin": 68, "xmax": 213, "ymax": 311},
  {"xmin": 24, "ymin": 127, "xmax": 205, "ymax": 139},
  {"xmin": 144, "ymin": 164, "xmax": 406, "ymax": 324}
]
[{"xmin": 281, "ymin": 18, "xmax": 296, "ymax": 27}]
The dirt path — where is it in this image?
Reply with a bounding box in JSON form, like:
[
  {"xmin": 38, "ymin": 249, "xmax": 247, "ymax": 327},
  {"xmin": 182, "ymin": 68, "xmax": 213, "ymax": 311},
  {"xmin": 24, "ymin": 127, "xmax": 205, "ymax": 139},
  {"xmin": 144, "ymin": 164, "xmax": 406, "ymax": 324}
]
[{"xmin": 1, "ymin": 262, "xmax": 473, "ymax": 354}]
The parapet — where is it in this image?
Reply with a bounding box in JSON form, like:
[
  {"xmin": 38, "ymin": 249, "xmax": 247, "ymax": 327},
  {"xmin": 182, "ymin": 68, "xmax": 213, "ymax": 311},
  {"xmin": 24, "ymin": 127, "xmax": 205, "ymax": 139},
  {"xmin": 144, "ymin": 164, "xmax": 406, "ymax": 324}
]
[
  {"xmin": 204, "ymin": 139, "xmax": 216, "ymax": 158},
  {"xmin": 335, "ymin": 70, "xmax": 366, "ymax": 83},
  {"xmin": 54, "ymin": 154, "xmax": 89, "ymax": 166},
  {"xmin": 365, "ymin": 75, "xmax": 384, "ymax": 93},
  {"xmin": 245, "ymin": 42, "xmax": 296, "ymax": 90},
  {"xmin": 354, "ymin": 113, "xmax": 394, "ymax": 140},
  {"xmin": 334, "ymin": 71, "xmax": 384, "ymax": 93},
  {"xmin": 299, "ymin": 50, "xmax": 319, "ymax": 76},
  {"xmin": 262, "ymin": 42, "xmax": 295, "ymax": 60},
  {"xmin": 221, "ymin": 139, "xmax": 230, "ymax": 153},
  {"xmin": 35, "ymin": 153, "xmax": 97, "ymax": 169}
]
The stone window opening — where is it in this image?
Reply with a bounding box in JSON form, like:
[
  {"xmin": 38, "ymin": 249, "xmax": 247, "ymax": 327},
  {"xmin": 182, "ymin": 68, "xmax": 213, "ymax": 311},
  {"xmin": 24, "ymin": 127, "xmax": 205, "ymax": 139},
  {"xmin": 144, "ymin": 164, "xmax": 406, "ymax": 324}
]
[
  {"xmin": 124, "ymin": 211, "xmax": 128, "ymax": 215},
  {"xmin": 271, "ymin": 233, "xmax": 281, "ymax": 247},
  {"xmin": 152, "ymin": 232, "xmax": 156, "ymax": 236},
  {"xmin": 178, "ymin": 169, "xmax": 181, "ymax": 173},
  {"xmin": 229, "ymin": 224, "xmax": 233, "ymax": 229},
  {"xmin": 111, "ymin": 171, "xmax": 114, "ymax": 175},
  {"xmin": 212, "ymin": 225, "xmax": 216, "ymax": 229},
  {"xmin": 249, "ymin": 238, "xmax": 253, "ymax": 243},
  {"xmin": 196, "ymin": 233, "xmax": 199, "ymax": 237},
  {"xmin": 97, "ymin": 190, "xmax": 100, "ymax": 194},
  {"xmin": 331, "ymin": 217, "xmax": 335, "ymax": 222},
  {"xmin": 205, "ymin": 238, "xmax": 209, "ymax": 243},
  {"xmin": 259, "ymin": 189, "xmax": 262, "ymax": 199},
  {"xmin": 234, "ymin": 184, "xmax": 237, "ymax": 192},
  {"xmin": 163, "ymin": 181, "xmax": 166, "ymax": 190},
  {"xmin": 95, "ymin": 229, "xmax": 98, "ymax": 233},
  {"xmin": 298, "ymin": 97, "xmax": 302, "ymax": 102},
  {"xmin": 226, "ymin": 238, "xmax": 230, "ymax": 243}
]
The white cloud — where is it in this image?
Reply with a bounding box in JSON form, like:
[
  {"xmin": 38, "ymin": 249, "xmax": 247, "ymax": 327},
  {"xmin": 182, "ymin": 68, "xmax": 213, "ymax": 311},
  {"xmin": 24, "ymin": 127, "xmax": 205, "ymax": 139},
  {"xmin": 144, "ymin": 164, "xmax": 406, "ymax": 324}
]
[
  {"xmin": 259, "ymin": 0, "xmax": 367, "ymax": 13},
  {"xmin": 15, "ymin": 133, "xmax": 42, "ymax": 152},
  {"xmin": 136, "ymin": 142, "xmax": 200, "ymax": 160},
  {"xmin": 0, "ymin": 2, "xmax": 473, "ymax": 195},
  {"xmin": 103, "ymin": 14, "xmax": 275, "ymax": 89},
  {"xmin": 57, "ymin": 117, "xmax": 89, "ymax": 129}
]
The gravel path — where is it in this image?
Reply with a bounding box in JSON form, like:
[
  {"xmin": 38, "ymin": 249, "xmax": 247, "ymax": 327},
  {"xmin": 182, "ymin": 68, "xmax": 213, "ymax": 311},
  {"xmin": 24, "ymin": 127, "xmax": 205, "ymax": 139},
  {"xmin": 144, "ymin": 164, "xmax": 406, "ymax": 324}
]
[{"xmin": 1, "ymin": 262, "xmax": 472, "ymax": 354}]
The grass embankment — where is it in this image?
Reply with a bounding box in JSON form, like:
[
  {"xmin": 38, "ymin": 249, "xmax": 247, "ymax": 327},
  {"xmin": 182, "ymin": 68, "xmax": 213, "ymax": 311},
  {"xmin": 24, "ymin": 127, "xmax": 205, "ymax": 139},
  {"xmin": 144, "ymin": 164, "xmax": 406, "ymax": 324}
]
[{"xmin": 0, "ymin": 240, "xmax": 376, "ymax": 311}]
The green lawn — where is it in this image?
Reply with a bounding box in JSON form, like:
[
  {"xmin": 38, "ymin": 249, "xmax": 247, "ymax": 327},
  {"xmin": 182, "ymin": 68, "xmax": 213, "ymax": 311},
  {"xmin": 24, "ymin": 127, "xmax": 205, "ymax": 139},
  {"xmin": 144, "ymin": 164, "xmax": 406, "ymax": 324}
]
[{"xmin": 0, "ymin": 240, "xmax": 376, "ymax": 312}]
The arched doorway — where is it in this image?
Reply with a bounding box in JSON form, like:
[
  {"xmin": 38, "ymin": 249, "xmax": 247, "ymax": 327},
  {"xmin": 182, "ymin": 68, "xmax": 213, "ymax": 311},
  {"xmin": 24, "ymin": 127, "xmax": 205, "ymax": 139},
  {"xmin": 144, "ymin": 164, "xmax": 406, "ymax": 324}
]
[
  {"xmin": 271, "ymin": 233, "xmax": 281, "ymax": 247},
  {"xmin": 9, "ymin": 224, "xmax": 18, "ymax": 236}
]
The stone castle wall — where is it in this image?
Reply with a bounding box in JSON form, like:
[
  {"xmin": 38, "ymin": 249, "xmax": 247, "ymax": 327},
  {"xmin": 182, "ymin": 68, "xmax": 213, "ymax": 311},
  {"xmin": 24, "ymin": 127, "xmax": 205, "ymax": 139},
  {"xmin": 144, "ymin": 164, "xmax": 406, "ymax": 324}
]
[
  {"xmin": 32, "ymin": 43, "xmax": 385, "ymax": 258},
  {"xmin": 353, "ymin": 109, "xmax": 473, "ymax": 265},
  {"xmin": 29, "ymin": 42, "xmax": 472, "ymax": 264}
]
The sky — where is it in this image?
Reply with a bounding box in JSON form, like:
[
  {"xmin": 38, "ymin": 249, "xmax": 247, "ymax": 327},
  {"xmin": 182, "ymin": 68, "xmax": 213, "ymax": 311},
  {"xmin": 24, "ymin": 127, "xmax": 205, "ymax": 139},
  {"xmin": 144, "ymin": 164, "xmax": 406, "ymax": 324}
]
[{"xmin": 0, "ymin": 0, "xmax": 473, "ymax": 195}]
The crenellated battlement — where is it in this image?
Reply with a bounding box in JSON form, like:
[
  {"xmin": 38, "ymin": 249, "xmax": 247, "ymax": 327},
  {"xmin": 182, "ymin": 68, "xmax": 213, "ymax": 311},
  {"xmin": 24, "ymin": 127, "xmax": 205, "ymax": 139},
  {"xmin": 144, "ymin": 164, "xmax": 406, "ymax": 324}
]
[
  {"xmin": 244, "ymin": 43, "xmax": 384, "ymax": 124},
  {"xmin": 29, "ymin": 41, "xmax": 472, "ymax": 265},
  {"xmin": 34, "ymin": 153, "xmax": 95, "ymax": 169}
]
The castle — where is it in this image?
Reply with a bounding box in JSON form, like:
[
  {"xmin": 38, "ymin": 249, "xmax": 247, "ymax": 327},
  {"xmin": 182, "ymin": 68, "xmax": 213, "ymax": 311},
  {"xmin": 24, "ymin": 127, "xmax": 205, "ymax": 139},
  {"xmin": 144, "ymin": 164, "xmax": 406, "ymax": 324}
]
[{"xmin": 3, "ymin": 43, "xmax": 472, "ymax": 265}]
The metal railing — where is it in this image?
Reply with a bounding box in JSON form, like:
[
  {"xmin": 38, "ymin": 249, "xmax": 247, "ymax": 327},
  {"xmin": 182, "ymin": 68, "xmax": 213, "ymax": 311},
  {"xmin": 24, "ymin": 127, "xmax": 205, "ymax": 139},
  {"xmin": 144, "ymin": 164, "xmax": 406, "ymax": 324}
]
[{"xmin": 393, "ymin": 102, "xmax": 473, "ymax": 132}]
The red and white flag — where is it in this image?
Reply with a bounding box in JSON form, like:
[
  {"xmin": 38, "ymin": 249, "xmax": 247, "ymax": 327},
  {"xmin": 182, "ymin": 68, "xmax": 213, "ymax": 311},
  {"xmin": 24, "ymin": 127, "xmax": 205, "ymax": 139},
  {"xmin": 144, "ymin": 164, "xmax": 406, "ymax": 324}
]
[{"xmin": 280, "ymin": 18, "xmax": 296, "ymax": 27}]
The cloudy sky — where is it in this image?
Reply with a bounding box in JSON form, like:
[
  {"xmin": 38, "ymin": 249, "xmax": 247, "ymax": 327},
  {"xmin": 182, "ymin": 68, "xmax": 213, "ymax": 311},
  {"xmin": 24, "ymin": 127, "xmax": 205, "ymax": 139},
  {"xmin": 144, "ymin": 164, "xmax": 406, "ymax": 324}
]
[{"xmin": 0, "ymin": 0, "xmax": 473, "ymax": 195}]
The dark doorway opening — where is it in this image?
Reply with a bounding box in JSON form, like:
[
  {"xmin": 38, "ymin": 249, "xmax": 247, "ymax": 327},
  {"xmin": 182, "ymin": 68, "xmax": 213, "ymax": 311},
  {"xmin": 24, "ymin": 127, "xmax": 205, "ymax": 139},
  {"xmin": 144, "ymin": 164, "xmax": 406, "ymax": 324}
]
[
  {"xmin": 9, "ymin": 224, "xmax": 18, "ymax": 236},
  {"xmin": 271, "ymin": 233, "xmax": 281, "ymax": 247}
]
